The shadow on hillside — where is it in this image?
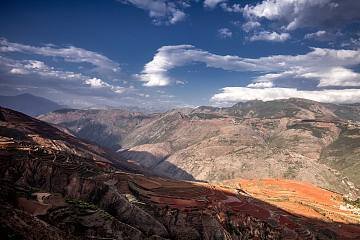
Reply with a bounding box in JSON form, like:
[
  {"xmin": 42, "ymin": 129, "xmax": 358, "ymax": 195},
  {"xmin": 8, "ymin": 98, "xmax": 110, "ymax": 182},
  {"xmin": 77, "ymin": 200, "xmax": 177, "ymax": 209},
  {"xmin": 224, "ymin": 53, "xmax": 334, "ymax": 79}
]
[
  {"xmin": 1, "ymin": 115, "xmax": 359, "ymax": 239},
  {"xmin": 118, "ymin": 149, "xmax": 196, "ymax": 181},
  {"xmin": 0, "ymin": 107, "xmax": 145, "ymax": 174},
  {"xmin": 60, "ymin": 120, "xmax": 122, "ymax": 150}
]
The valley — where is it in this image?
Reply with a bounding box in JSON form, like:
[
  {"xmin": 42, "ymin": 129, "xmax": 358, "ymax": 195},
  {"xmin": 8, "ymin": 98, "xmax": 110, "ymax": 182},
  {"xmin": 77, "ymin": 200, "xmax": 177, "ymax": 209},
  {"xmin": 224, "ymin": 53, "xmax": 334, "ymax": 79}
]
[
  {"xmin": 40, "ymin": 98, "xmax": 360, "ymax": 198},
  {"xmin": 1, "ymin": 106, "xmax": 360, "ymax": 239},
  {"xmin": 2, "ymin": 0, "xmax": 360, "ymax": 239}
]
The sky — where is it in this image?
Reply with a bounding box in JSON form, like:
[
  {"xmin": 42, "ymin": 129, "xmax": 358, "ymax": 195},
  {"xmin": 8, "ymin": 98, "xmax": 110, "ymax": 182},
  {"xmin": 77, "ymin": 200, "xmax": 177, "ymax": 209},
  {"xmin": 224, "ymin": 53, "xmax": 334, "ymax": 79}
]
[{"xmin": 0, "ymin": 0, "xmax": 360, "ymax": 110}]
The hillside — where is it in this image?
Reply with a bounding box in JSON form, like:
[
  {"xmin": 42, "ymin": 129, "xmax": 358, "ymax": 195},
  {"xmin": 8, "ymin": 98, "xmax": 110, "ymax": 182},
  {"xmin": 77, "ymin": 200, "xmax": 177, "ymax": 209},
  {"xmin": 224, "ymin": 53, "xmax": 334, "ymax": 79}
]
[
  {"xmin": 1, "ymin": 106, "xmax": 360, "ymax": 239},
  {"xmin": 39, "ymin": 108, "xmax": 154, "ymax": 150},
  {"xmin": 0, "ymin": 93, "xmax": 63, "ymax": 116},
  {"xmin": 39, "ymin": 98, "xmax": 360, "ymax": 197}
]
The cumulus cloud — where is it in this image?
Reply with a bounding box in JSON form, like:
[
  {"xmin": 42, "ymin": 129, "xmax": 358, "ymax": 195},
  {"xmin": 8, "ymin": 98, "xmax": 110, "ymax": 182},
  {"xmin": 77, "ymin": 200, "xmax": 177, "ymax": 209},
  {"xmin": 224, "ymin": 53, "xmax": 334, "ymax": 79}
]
[
  {"xmin": 0, "ymin": 38, "xmax": 120, "ymax": 74},
  {"xmin": 211, "ymin": 87, "xmax": 360, "ymax": 104},
  {"xmin": 138, "ymin": 45, "xmax": 360, "ymax": 87},
  {"xmin": 242, "ymin": 0, "xmax": 360, "ymax": 31},
  {"xmin": 303, "ymin": 67, "xmax": 360, "ymax": 87},
  {"xmin": 84, "ymin": 77, "xmax": 125, "ymax": 93},
  {"xmin": 204, "ymin": 0, "xmax": 226, "ymax": 9},
  {"xmin": 85, "ymin": 77, "xmax": 110, "ymax": 88},
  {"xmin": 120, "ymin": 0, "xmax": 189, "ymax": 25},
  {"xmin": 304, "ymin": 30, "xmax": 343, "ymax": 42},
  {"xmin": 218, "ymin": 28, "xmax": 233, "ymax": 38},
  {"xmin": 241, "ymin": 21, "xmax": 261, "ymax": 32},
  {"xmin": 250, "ymin": 66, "xmax": 360, "ymax": 88},
  {"xmin": 220, "ymin": 3, "xmax": 242, "ymax": 12},
  {"xmin": 137, "ymin": 45, "xmax": 257, "ymax": 86},
  {"xmin": 0, "ymin": 39, "xmax": 185, "ymax": 109},
  {"xmin": 2, "ymin": 57, "xmax": 85, "ymax": 81},
  {"xmin": 0, "ymin": 54, "xmax": 125, "ymax": 96},
  {"xmin": 304, "ymin": 30, "xmax": 327, "ymax": 39},
  {"xmin": 249, "ymin": 31, "xmax": 290, "ymax": 42},
  {"xmin": 0, "ymin": 38, "xmax": 131, "ymax": 100},
  {"xmin": 9, "ymin": 68, "xmax": 28, "ymax": 75}
]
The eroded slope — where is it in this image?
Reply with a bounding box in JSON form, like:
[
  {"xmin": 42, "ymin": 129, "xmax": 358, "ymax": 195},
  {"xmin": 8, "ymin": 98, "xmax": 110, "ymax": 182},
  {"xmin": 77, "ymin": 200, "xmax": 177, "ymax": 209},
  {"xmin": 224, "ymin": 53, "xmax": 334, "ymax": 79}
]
[{"xmin": 2, "ymin": 106, "xmax": 360, "ymax": 239}]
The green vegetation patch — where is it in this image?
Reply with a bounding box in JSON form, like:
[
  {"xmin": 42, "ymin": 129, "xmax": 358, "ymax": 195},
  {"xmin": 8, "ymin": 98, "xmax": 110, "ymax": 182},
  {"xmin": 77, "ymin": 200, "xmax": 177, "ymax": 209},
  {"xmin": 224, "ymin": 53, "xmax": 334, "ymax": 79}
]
[
  {"xmin": 53, "ymin": 108, "xmax": 77, "ymax": 114},
  {"xmin": 189, "ymin": 112, "xmax": 224, "ymax": 119},
  {"xmin": 343, "ymin": 197, "xmax": 360, "ymax": 208},
  {"xmin": 288, "ymin": 123, "xmax": 328, "ymax": 138},
  {"xmin": 230, "ymin": 101, "xmax": 300, "ymax": 118},
  {"xmin": 320, "ymin": 126, "xmax": 360, "ymax": 186},
  {"xmin": 283, "ymin": 162, "xmax": 303, "ymax": 179},
  {"xmin": 65, "ymin": 198, "xmax": 98, "ymax": 210}
]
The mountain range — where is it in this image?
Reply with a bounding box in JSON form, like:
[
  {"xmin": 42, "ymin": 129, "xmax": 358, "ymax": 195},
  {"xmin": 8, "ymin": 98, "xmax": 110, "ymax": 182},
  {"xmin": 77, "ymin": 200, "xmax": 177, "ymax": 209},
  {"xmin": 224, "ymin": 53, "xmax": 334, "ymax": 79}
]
[
  {"xmin": 1, "ymin": 105, "xmax": 360, "ymax": 239},
  {"xmin": 39, "ymin": 98, "xmax": 360, "ymax": 199},
  {"xmin": 0, "ymin": 93, "xmax": 63, "ymax": 116}
]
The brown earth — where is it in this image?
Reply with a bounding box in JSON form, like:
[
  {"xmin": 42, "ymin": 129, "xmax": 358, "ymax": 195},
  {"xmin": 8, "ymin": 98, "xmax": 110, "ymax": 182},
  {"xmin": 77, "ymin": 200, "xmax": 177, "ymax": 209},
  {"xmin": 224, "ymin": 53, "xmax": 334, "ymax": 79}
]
[{"xmin": 2, "ymin": 106, "xmax": 360, "ymax": 239}]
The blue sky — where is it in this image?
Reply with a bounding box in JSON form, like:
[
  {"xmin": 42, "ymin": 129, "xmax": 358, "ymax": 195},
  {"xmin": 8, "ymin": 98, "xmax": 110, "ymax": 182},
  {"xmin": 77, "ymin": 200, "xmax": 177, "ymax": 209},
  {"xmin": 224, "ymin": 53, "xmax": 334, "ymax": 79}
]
[{"xmin": 0, "ymin": 0, "xmax": 360, "ymax": 109}]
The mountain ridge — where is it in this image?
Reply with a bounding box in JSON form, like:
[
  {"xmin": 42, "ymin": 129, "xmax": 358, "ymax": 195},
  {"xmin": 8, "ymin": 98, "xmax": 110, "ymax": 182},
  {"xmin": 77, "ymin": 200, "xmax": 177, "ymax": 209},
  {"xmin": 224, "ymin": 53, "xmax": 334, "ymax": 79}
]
[
  {"xmin": 1, "ymin": 106, "xmax": 360, "ymax": 239},
  {"xmin": 39, "ymin": 98, "xmax": 360, "ymax": 198},
  {"xmin": 0, "ymin": 93, "xmax": 63, "ymax": 116}
]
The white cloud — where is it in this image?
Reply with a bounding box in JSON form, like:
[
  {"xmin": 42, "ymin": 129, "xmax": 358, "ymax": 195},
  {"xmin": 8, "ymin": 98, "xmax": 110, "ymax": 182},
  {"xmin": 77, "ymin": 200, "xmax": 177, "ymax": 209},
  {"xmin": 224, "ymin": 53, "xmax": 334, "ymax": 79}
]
[
  {"xmin": 9, "ymin": 68, "xmax": 28, "ymax": 75},
  {"xmin": 250, "ymin": 66, "xmax": 360, "ymax": 88},
  {"xmin": 3, "ymin": 58, "xmax": 85, "ymax": 81},
  {"xmin": 24, "ymin": 60, "xmax": 48, "ymax": 70},
  {"xmin": 242, "ymin": 0, "xmax": 360, "ymax": 31},
  {"xmin": 304, "ymin": 30, "xmax": 343, "ymax": 41},
  {"xmin": 175, "ymin": 80, "xmax": 186, "ymax": 85},
  {"xmin": 0, "ymin": 40, "xmax": 184, "ymax": 109},
  {"xmin": 204, "ymin": 0, "xmax": 226, "ymax": 9},
  {"xmin": 84, "ymin": 77, "xmax": 125, "ymax": 93},
  {"xmin": 85, "ymin": 77, "xmax": 109, "ymax": 88},
  {"xmin": 0, "ymin": 38, "xmax": 120, "ymax": 73},
  {"xmin": 220, "ymin": 3, "xmax": 242, "ymax": 12},
  {"xmin": 211, "ymin": 87, "xmax": 360, "ymax": 104},
  {"xmin": 0, "ymin": 38, "xmax": 130, "ymax": 98},
  {"xmin": 242, "ymin": 21, "xmax": 261, "ymax": 32},
  {"xmin": 218, "ymin": 28, "xmax": 233, "ymax": 38},
  {"xmin": 250, "ymin": 31, "xmax": 290, "ymax": 42},
  {"xmin": 137, "ymin": 45, "xmax": 257, "ymax": 86},
  {"xmin": 304, "ymin": 30, "xmax": 327, "ymax": 39},
  {"xmin": 120, "ymin": 0, "xmax": 188, "ymax": 25},
  {"xmin": 169, "ymin": 9, "xmax": 186, "ymax": 24},
  {"xmin": 303, "ymin": 67, "xmax": 360, "ymax": 87},
  {"xmin": 138, "ymin": 45, "xmax": 360, "ymax": 87},
  {"xmin": 1, "ymin": 56, "xmax": 125, "ymax": 95}
]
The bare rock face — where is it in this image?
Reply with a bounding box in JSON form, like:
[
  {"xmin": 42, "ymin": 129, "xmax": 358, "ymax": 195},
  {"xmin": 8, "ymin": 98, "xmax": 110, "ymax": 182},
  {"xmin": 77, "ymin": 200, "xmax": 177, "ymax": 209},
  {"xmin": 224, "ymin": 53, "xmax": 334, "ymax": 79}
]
[
  {"xmin": 2, "ymin": 106, "xmax": 360, "ymax": 239},
  {"xmin": 119, "ymin": 109, "xmax": 359, "ymax": 196}
]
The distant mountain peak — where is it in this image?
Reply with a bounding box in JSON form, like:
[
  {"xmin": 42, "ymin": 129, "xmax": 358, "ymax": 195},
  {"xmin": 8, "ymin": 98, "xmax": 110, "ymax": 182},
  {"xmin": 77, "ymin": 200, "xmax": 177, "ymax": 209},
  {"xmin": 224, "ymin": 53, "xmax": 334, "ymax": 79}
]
[{"xmin": 0, "ymin": 93, "xmax": 63, "ymax": 116}]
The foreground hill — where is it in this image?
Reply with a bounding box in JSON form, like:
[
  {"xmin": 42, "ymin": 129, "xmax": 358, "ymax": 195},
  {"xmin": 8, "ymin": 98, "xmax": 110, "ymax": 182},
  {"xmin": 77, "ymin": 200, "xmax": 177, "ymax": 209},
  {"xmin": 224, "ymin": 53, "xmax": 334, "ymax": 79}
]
[
  {"xmin": 0, "ymin": 93, "xmax": 63, "ymax": 116},
  {"xmin": 39, "ymin": 98, "xmax": 360, "ymax": 197},
  {"xmin": 1, "ymin": 107, "xmax": 360, "ymax": 239}
]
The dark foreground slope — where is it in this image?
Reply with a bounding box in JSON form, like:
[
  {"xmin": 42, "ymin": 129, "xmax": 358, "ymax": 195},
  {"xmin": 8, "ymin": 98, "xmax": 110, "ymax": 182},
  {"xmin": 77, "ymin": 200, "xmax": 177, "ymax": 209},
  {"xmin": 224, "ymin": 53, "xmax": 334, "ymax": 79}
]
[{"xmin": 1, "ymin": 106, "xmax": 360, "ymax": 239}]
